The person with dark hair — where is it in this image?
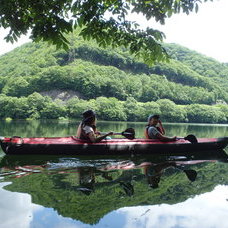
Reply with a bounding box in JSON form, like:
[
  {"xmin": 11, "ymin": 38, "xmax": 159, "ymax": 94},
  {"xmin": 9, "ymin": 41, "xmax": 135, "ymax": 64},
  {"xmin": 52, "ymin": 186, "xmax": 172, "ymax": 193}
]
[
  {"xmin": 140, "ymin": 161, "xmax": 197, "ymax": 189},
  {"xmin": 76, "ymin": 110, "xmax": 113, "ymax": 142},
  {"xmin": 142, "ymin": 162, "xmax": 176, "ymax": 188},
  {"xmin": 144, "ymin": 114, "xmax": 177, "ymax": 142}
]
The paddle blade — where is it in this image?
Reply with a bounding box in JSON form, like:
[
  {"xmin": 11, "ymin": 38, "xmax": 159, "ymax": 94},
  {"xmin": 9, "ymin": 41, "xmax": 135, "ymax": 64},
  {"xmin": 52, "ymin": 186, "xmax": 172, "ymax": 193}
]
[
  {"xmin": 183, "ymin": 169, "xmax": 197, "ymax": 182},
  {"xmin": 184, "ymin": 134, "xmax": 198, "ymax": 144},
  {"xmin": 121, "ymin": 128, "xmax": 135, "ymax": 140}
]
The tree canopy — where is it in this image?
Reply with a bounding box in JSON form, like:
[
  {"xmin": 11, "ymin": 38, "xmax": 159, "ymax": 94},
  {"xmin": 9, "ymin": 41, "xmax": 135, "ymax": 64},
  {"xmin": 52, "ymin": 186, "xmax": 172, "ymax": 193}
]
[{"xmin": 0, "ymin": 0, "xmax": 212, "ymax": 64}]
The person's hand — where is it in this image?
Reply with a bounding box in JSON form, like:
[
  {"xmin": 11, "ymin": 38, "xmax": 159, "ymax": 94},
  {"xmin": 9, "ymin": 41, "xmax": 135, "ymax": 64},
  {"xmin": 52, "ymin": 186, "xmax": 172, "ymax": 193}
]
[
  {"xmin": 108, "ymin": 131, "xmax": 113, "ymax": 136},
  {"xmin": 168, "ymin": 161, "xmax": 177, "ymax": 167},
  {"xmin": 95, "ymin": 131, "xmax": 101, "ymax": 135},
  {"xmin": 71, "ymin": 136, "xmax": 78, "ymax": 140},
  {"xmin": 173, "ymin": 136, "xmax": 177, "ymax": 141},
  {"xmin": 158, "ymin": 120, "xmax": 162, "ymax": 124}
]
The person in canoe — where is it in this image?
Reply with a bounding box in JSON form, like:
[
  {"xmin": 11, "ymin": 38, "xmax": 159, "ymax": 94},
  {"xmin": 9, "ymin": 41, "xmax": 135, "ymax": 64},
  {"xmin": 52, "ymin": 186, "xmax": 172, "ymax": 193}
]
[
  {"xmin": 141, "ymin": 161, "xmax": 177, "ymax": 188},
  {"xmin": 140, "ymin": 161, "xmax": 197, "ymax": 189},
  {"xmin": 144, "ymin": 114, "xmax": 177, "ymax": 141},
  {"xmin": 76, "ymin": 110, "xmax": 113, "ymax": 142}
]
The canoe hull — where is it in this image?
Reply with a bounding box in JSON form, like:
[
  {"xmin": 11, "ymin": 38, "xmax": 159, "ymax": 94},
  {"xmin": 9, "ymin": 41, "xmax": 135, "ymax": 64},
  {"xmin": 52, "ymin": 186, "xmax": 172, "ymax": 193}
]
[{"xmin": 1, "ymin": 137, "xmax": 228, "ymax": 155}]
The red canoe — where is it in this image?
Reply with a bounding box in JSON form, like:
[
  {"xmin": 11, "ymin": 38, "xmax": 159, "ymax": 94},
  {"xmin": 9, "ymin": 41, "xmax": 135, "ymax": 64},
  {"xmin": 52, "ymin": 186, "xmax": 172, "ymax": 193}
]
[{"xmin": 0, "ymin": 136, "xmax": 228, "ymax": 155}]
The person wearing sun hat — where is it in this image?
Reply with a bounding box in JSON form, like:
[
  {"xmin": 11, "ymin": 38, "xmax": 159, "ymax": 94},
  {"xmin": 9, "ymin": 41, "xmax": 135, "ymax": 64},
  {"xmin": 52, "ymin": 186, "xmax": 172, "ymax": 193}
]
[
  {"xmin": 144, "ymin": 114, "xmax": 177, "ymax": 141},
  {"xmin": 76, "ymin": 110, "xmax": 113, "ymax": 142}
]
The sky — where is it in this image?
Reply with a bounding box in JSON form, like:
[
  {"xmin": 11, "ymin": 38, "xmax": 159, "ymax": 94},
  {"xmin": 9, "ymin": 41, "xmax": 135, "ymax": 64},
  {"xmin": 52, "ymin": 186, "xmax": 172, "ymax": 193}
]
[
  {"xmin": 128, "ymin": 0, "xmax": 228, "ymax": 63},
  {"xmin": 0, "ymin": 0, "xmax": 228, "ymax": 62}
]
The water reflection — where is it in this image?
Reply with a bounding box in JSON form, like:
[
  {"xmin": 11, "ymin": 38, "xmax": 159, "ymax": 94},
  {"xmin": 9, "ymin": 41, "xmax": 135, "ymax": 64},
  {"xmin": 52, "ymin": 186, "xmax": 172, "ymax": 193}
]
[
  {"xmin": 0, "ymin": 151, "xmax": 228, "ymax": 227},
  {"xmin": 0, "ymin": 120, "xmax": 228, "ymax": 227}
]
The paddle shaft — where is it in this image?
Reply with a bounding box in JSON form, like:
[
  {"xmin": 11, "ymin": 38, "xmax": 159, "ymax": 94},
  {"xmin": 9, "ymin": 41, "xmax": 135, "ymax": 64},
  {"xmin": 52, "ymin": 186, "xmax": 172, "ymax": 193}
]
[
  {"xmin": 100, "ymin": 128, "xmax": 135, "ymax": 140},
  {"xmin": 100, "ymin": 132, "xmax": 132, "ymax": 135}
]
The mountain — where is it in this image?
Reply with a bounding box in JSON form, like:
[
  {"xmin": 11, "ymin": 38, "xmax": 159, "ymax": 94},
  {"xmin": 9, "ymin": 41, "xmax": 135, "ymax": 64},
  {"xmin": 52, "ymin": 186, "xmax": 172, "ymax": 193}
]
[{"xmin": 0, "ymin": 31, "xmax": 227, "ymax": 123}]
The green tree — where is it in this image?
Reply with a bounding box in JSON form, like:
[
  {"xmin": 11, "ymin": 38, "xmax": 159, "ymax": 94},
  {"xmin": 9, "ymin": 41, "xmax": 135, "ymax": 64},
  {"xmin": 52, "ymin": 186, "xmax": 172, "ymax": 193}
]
[
  {"xmin": 216, "ymin": 104, "xmax": 228, "ymax": 121},
  {"xmin": 0, "ymin": 0, "xmax": 211, "ymax": 64},
  {"xmin": 157, "ymin": 99, "xmax": 187, "ymax": 122},
  {"xmin": 124, "ymin": 97, "xmax": 145, "ymax": 121},
  {"xmin": 0, "ymin": 95, "xmax": 30, "ymax": 119},
  {"xmin": 66, "ymin": 98, "xmax": 95, "ymax": 119},
  {"xmin": 2, "ymin": 77, "xmax": 31, "ymax": 97},
  {"xmin": 0, "ymin": 94, "xmax": 12, "ymax": 118},
  {"xmin": 141, "ymin": 102, "xmax": 161, "ymax": 121},
  {"xmin": 95, "ymin": 97, "xmax": 127, "ymax": 121},
  {"xmin": 40, "ymin": 102, "xmax": 66, "ymax": 119},
  {"xmin": 186, "ymin": 104, "xmax": 227, "ymax": 123},
  {"xmin": 0, "ymin": 77, "xmax": 6, "ymax": 93},
  {"xmin": 27, "ymin": 92, "xmax": 52, "ymax": 119}
]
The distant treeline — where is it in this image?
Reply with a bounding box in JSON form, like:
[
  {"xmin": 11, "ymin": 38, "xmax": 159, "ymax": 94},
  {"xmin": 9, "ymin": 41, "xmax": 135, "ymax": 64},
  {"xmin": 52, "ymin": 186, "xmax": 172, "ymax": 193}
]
[{"xmin": 0, "ymin": 93, "xmax": 227, "ymax": 123}]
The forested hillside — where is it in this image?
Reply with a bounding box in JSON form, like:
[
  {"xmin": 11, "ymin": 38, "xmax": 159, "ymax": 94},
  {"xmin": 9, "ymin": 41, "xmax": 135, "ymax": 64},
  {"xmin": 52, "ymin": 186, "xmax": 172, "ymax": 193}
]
[{"xmin": 0, "ymin": 31, "xmax": 227, "ymax": 123}]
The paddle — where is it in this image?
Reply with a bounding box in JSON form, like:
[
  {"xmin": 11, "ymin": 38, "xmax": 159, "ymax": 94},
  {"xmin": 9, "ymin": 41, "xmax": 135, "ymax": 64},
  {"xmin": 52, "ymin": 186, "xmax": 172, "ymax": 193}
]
[
  {"xmin": 183, "ymin": 169, "xmax": 197, "ymax": 182},
  {"xmin": 160, "ymin": 162, "xmax": 197, "ymax": 182},
  {"xmin": 178, "ymin": 134, "xmax": 198, "ymax": 144},
  {"xmin": 100, "ymin": 128, "xmax": 135, "ymax": 140},
  {"xmin": 175, "ymin": 165, "xmax": 197, "ymax": 182}
]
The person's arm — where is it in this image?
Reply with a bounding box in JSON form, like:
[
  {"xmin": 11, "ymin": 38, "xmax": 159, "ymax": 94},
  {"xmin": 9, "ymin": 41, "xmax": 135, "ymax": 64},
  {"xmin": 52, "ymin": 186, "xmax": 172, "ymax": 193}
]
[
  {"xmin": 154, "ymin": 162, "xmax": 176, "ymax": 172},
  {"xmin": 87, "ymin": 131, "xmax": 113, "ymax": 143},
  {"xmin": 156, "ymin": 133, "xmax": 177, "ymax": 142},
  {"xmin": 143, "ymin": 162, "xmax": 176, "ymax": 180},
  {"xmin": 148, "ymin": 126, "xmax": 175, "ymax": 141},
  {"xmin": 95, "ymin": 131, "xmax": 101, "ymax": 136},
  {"xmin": 76, "ymin": 123, "xmax": 82, "ymax": 138},
  {"xmin": 158, "ymin": 120, "xmax": 165, "ymax": 135},
  {"xmin": 144, "ymin": 128, "xmax": 149, "ymax": 139}
]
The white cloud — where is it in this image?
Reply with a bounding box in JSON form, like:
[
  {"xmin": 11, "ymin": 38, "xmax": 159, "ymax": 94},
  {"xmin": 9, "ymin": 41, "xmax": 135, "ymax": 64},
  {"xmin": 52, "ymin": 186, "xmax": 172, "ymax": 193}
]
[
  {"xmin": 0, "ymin": 182, "xmax": 41, "ymax": 228},
  {"xmin": 118, "ymin": 185, "xmax": 228, "ymax": 228},
  {"xmin": 53, "ymin": 221, "xmax": 82, "ymax": 228}
]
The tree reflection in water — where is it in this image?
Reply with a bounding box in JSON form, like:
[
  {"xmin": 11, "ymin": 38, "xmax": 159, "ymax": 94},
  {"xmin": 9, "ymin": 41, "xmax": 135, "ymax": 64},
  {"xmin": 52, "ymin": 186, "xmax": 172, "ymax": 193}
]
[{"xmin": 0, "ymin": 152, "xmax": 227, "ymax": 225}]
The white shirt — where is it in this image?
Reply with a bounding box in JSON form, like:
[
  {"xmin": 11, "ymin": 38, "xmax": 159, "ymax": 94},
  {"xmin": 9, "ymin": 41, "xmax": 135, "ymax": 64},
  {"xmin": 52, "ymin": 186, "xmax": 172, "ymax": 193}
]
[
  {"xmin": 82, "ymin": 125, "xmax": 94, "ymax": 135},
  {"xmin": 76, "ymin": 123, "xmax": 94, "ymax": 138},
  {"xmin": 148, "ymin": 126, "xmax": 160, "ymax": 139}
]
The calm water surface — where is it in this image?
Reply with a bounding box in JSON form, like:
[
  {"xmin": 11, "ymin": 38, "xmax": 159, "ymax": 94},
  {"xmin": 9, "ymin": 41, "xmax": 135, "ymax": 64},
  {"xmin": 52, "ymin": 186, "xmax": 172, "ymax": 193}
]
[{"xmin": 0, "ymin": 120, "xmax": 228, "ymax": 228}]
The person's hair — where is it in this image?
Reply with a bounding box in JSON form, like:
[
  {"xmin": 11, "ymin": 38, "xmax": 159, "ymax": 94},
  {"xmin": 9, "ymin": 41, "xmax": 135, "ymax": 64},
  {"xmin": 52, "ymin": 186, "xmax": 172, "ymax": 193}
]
[
  {"xmin": 81, "ymin": 110, "xmax": 96, "ymax": 126},
  {"xmin": 82, "ymin": 115, "xmax": 95, "ymax": 126},
  {"xmin": 148, "ymin": 176, "xmax": 160, "ymax": 189},
  {"xmin": 146, "ymin": 114, "xmax": 160, "ymax": 127},
  {"xmin": 151, "ymin": 114, "xmax": 160, "ymax": 119}
]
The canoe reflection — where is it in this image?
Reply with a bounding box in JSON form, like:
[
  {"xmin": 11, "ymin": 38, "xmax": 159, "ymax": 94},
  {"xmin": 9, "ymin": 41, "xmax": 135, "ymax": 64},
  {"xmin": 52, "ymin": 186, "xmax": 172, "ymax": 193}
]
[
  {"xmin": 0, "ymin": 154, "xmax": 219, "ymax": 193},
  {"xmin": 0, "ymin": 159, "xmax": 200, "ymax": 200}
]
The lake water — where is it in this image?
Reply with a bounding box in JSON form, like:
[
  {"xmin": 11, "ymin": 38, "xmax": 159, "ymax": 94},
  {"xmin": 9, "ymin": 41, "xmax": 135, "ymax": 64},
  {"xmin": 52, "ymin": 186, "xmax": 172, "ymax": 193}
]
[{"xmin": 0, "ymin": 120, "xmax": 228, "ymax": 228}]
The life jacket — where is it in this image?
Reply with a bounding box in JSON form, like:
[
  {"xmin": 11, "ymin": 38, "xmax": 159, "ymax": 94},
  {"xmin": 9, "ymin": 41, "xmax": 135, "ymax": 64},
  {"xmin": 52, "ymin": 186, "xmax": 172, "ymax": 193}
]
[
  {"xmin": 79, "ymin": 124, "xmax": 96, "ymax": 141},
  {"xmin": 145, "ymin": 126, "xmax": 162, "ymax": 139}
]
